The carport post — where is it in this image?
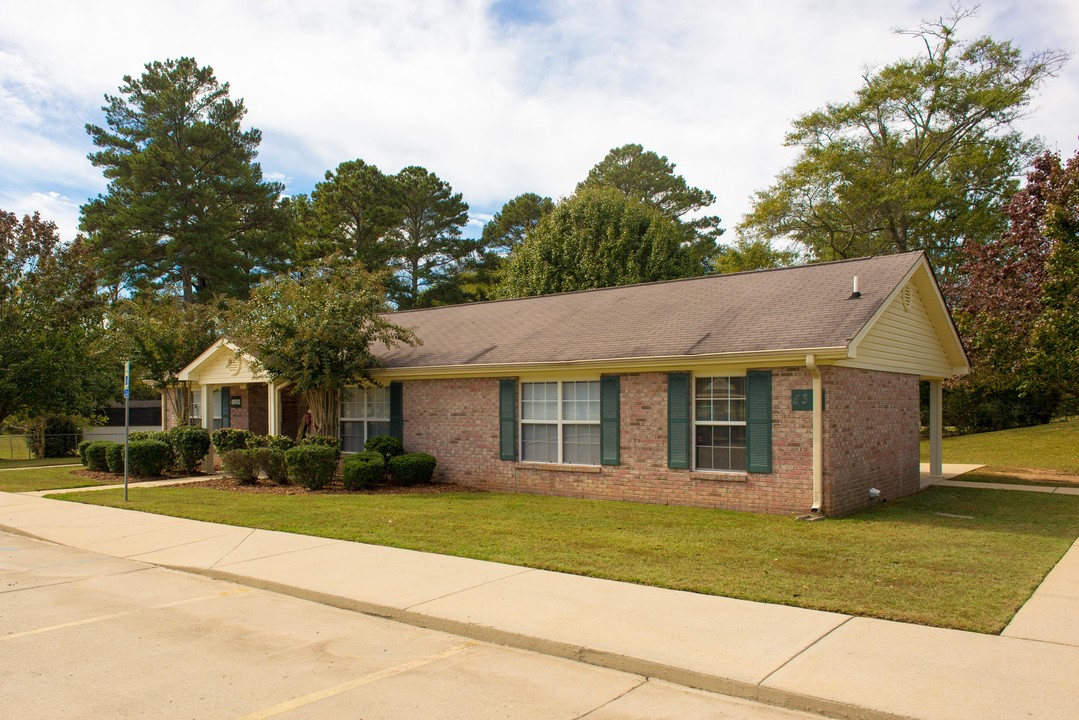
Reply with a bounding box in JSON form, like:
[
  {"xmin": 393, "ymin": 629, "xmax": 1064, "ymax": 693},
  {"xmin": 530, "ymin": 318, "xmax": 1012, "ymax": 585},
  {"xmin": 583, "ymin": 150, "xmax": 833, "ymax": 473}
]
[{"xmin": 929, "ymin": 379, "xmax": 943, "ymax": 478}]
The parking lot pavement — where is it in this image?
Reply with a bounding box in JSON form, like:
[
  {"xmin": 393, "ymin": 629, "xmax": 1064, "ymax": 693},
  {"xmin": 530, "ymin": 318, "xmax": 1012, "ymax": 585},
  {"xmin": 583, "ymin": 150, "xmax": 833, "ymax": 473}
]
[{"xmin": 0, "ymin": 531, "xmax": 820, "ymax": 720}]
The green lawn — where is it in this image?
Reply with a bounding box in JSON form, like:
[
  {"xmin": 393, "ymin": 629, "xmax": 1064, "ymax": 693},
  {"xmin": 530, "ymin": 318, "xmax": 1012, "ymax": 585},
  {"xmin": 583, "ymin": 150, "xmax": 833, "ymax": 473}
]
[
  {"xmin": 51, "ymin": 484, "xmax": 1079, "ymax": 634},
  {"xmin": 920, "ymin": 419, "xmax": 1079, "ymax": 473},
  {"xmin": 0, "ymin": 467, "xmax": 110, "ymax": 493}
]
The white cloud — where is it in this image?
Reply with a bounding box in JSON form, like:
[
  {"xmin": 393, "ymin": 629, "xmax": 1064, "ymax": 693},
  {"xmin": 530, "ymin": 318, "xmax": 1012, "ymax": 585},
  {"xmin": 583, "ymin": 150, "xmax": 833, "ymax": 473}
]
[{"xmin": 1, "ymin": 0, "xmax": 1077, "ymax": 240}]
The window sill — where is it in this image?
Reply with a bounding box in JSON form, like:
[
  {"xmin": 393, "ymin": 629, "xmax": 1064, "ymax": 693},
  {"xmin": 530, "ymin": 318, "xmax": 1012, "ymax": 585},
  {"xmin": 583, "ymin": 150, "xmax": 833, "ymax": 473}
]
[
  {"xmin": 690, "ymin": 471, "xmax": 748, "ymax": 482},
  {"xmin": 516, "ymin": 462, "xmax": 603, "ymax": 474}
]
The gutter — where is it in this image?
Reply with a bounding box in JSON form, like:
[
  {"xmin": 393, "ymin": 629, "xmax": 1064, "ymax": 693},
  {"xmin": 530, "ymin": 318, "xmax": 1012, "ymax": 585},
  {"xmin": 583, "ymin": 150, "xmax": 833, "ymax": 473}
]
[{"xmin": 806, "ymin": 354, "xmax": 823, "ymax": 514}]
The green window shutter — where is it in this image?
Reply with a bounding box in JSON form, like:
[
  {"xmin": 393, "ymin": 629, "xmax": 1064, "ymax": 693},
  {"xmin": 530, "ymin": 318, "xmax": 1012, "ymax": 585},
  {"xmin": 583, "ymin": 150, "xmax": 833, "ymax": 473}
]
[
  {"xmin": 389, "ymin": 382, "xmax": 403, "ymax": 441},
  {"xmin": 499, "ymin": 378, "xmax": 517, "ymax": 461},
  {"xmin": 667, "ymin": 372, "xmax": 691, "ymax": 469},
  {"xmin": 600, "ymin": 375, "xmax": 620, "ymax": 466},
  {"xmin": 746, "ymin": 370, "xmax": 772, "ymax": 473}
]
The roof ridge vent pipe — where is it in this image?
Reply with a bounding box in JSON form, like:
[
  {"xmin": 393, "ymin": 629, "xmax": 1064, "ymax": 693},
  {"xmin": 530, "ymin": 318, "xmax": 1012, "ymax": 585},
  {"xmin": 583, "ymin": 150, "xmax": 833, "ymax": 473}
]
[
  {"xmin": 806, "ymin": 354, "xmax": 823, "ymax": 514},
  {"xmin": 850, "ymin": 276, "xmax": 861, "ymax": 299}
]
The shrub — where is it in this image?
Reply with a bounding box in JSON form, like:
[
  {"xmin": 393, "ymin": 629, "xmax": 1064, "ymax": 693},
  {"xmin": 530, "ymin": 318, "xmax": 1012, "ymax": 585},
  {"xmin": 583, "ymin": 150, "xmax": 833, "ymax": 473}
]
[
  {"xmin": 85, "ymin": 441, "xmax": 110, "ymax": 471},
  {"xmin": 31, "ymin": 416, "xmax": 81, "ymax": 458},
  {"xmin": 211, "ymin": 428, "xmax": 255, "ymax": 454},
  {"xmin": 284, "ymin": 444, "xmax": 337, "ymax": 490},
  {"xmin": 127, "ymin": 440, "xmax": 170, "ymax": 477},
  {"xmin": 104, "ymin": 442, "xmax": 124, "ymax": 473},
  {"xmin": 169, "ymin": 425, "xmax": 211, "ymax": 474},
  {"xmin": 129, "ymin": 430, "xmax": 177, "ymax": 470},
  {"xmin": 343, "ymin": 451, "xmax": 384, "ymax": 491},
  {"xmin": 267, "ymin": 450, "xmax": 289, "ymax": 485},
  {"xmin": 77, "ymin": 440, "xmax": 92, "ymax": 466},
  {"xmin": 365, "ymin": 435, "xmax": 404, "ymax": 464},
  {"xmin": 300, "ymin": 434, "xmax": 340, "ymax": 459},
  {"xmin": 222, "ymin": 449, "xmax": 259, "ymax": 485},
  {"xmin": 264, "ymin": 435, "xmax": 295, "ymax": 452},
  {"xmin": 387, "ymin": 452, "xmax": 436, "ymax": 485}
]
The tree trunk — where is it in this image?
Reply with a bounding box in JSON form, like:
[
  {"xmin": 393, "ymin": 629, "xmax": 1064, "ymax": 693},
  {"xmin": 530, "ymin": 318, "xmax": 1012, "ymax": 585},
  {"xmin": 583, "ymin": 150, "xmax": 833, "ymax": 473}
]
[{"xmin": 303, "ymin": 388, "xmax": 341, "ymax": 439}]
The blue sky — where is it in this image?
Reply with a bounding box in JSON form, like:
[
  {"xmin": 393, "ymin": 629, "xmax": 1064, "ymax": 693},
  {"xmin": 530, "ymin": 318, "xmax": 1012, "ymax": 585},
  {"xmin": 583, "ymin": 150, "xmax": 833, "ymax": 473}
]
[{"xmin": 2, "ymin": 1, "xmax": 1077, "ymax": 242}]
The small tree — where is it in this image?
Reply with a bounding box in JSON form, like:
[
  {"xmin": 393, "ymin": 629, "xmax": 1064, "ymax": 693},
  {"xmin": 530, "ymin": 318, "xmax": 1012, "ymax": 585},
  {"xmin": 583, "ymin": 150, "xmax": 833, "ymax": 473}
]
[{"xmin": 227, "ymin": 257, "xmax": 418, "ymax": 436}]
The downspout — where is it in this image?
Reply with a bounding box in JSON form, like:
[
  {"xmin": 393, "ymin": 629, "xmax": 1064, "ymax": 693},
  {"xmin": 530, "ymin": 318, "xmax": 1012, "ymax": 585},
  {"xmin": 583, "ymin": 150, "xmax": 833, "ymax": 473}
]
[{"xmin": 806, "ymin": 354, "xmax": 823, "ymax": 513}]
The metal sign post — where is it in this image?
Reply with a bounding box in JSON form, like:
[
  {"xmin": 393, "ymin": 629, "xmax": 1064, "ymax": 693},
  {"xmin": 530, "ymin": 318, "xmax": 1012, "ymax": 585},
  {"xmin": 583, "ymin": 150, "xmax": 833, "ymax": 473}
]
[{"xmin": 123, "ymin": 361, "xmax": 130, "ymax": 502}]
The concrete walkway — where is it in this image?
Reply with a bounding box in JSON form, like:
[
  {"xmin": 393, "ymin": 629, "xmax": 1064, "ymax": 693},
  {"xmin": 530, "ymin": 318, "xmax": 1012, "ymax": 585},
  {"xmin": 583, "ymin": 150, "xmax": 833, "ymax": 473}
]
[{"xmin": 1, "ymin": 489, "xmax": 1077, "ymax": 720}]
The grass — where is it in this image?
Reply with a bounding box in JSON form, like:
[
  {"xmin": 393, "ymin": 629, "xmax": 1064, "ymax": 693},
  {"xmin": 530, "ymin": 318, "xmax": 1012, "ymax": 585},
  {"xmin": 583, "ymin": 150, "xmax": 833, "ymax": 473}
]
[
  {"xmin": 0, "ymin": 457, "xmax": 81, "ymax": 469},
  {"xmin": 51, "ymin": 484, "xmax": 1079, "ymax": 634},
  {"xmin": 920, "ymin": 419, "xmax": 1079, "ymax": 473},
  {"xmin": 0, "ymin": 467, "xmax": 111, "ymax": 493}
]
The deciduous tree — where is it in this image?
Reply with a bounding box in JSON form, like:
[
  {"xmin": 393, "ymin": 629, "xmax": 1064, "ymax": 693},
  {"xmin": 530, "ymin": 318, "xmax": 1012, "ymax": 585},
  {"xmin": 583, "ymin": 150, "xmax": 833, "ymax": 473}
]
[
  {"xmin": 0, "ymin": 210, "xmax": 116, "ymax": 425},
  {"xmin": 952, "ymin": 147, "xmax": 1078, "ymax": 409},
  {"xmin": 738, "ymin": 7, "xmax": 1067, "ymax": 278},
  {"xmin": 226, "ymin": 257, "xmax": 418, "ymax": 436},
  {"xmin": 500, "ymin": 186, "xmax": 698, "ymax": 297}
]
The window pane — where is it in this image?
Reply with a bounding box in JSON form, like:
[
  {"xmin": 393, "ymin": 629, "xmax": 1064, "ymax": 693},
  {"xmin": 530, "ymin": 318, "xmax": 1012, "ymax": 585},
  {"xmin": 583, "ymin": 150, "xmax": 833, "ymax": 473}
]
[
  {"xmin": 563, "ymin": 424, "xmax": 600, "ymax": 465},
  {"xmin": 366, "ymin": 386, "xmax": 390, "ymax": 420},
  {"xmin": 729, "ymin": 399, "xmax": 746, "ymax": 422},
  {"xmin": 522, "ymin": 383, "xmax": 557, "ymax": 421},
  {"xmin": 563, "ymin": 381, "xmax": 599, "ymax": 421},
  {"xmin": 341, "ymin": 387, "xmax": 363, "ymax": 419},
  {"xmin": 366, "ymin": 420, "xmax": 391, "ymax": 443},
  {"xmin": 522, "ymin": 423, "xmax": 558, "ymax": 462},
  {"xmin": 729, "ymin": 376, "xmax": 746, "ymax": 399},
  {"xmin": 695, "ymin": 399, "xmax": 712, "ymax": 422},
  {"xmin": 340, "ymin": 421, "xmax": 364, "ymax": 453},
  {"xmin": 695, "ymin": 377, "xmax": 712, "ymax": 397}
]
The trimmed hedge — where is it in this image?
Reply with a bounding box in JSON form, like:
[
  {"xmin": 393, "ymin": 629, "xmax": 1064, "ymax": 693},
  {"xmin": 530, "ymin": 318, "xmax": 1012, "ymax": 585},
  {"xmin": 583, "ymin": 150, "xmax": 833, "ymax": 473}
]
[
  {"xmin": 267, "ymin": 450, "xmax": 289, "ymax": 485},
  {"xmin": 211, "ymin": 428, "xmax": 254, "ymax": 454},
  {"xmin": 85, "ymin": 441, "xmax": 110, "ymax": 471},
  {"xmin": 169, "ymin": 425, "xmax": 210, "ymax": 474},
  {"xmin": 78, "ymin": 440, "xmax": 92, "ymax": 466},
  {"xmin": 128, "ymin": 440, "xmax": 169, "ymax": 477},
  {"xmin": 285, "ymin": 444, "xmax": 337, "ymax": 490},
  {"xmin": 222, "ymin": 449, "xmax": 259, "ymax": 485},
  {"xmin": 388, "ymin": 452, "xmax": 436, "ymax": 485},
  {"xmin": 365, "ymin": 435, "xmax": 404, "ymax": 464},
  {"xmin": 343, "ymin": 451, "xmax": 384, "ymax": 491},
  {"xmin": 300, "ymin": 435, "xmax": 340, "ymax": 459},
  {"xmin": 104, "ymin": 442, "xmax": 124, "ymax": 474},
  {"xmin": 129, "ymin": 431, "xmax": 177, "ymax": 470}
]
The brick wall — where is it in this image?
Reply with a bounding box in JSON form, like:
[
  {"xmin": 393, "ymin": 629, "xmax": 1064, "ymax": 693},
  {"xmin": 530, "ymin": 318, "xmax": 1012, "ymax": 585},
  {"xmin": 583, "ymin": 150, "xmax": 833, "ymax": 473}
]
[
  {"xmin": 822, "ymin": 366, "xmax": 920, "ymax": 516},
  {"xmin": 401, "ymin": 367, "xmax": 920, "ymax": 517}
]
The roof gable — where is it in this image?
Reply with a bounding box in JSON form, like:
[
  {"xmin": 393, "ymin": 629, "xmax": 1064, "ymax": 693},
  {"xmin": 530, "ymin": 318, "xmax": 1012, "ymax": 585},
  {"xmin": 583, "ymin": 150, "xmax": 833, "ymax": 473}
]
[{"xmin": 177, "ymin": 337, "xmax": 263, "ymax": 384}]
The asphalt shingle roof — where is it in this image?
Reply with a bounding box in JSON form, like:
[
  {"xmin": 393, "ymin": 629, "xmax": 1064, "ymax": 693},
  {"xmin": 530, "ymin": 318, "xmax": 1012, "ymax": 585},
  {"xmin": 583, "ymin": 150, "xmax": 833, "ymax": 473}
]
[{"xmin": 376, "ymin": 251, "xmax": 925, "ymax": 369}]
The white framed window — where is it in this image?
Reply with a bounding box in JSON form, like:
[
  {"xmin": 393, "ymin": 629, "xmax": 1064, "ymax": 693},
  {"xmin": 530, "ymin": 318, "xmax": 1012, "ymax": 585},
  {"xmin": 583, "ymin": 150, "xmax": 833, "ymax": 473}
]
[
  {"xmin": 340, "ymin": 386, "xmax": 391, "ymax": 453},
  {"xmin": 189, "ymin": 392, "xmax": 202, "ymax": 425},
  {"xmin": 211, "ymin": 388, "xmax": 229, "ymax": 430},
  {"xmin": 520, "ymin": 380, "xmax": 600, "ymax": 465},
  {"xmin": 694, "ymin": 376, "xmax": 747, "ymax": 472}
]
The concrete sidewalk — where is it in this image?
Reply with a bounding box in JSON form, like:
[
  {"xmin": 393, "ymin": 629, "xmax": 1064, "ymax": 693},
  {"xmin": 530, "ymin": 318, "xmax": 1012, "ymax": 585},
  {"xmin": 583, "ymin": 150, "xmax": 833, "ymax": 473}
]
[{"xmin": 1, "ymin": 490, "xmax": 1077, "ymax": 720}]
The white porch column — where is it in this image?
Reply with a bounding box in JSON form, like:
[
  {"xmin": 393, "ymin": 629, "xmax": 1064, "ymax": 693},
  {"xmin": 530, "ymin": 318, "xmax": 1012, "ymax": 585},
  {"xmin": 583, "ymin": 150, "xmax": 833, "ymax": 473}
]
[
  {"xmin": 929, "ymin": 379, "xmax": 943, "ymax": 478},
  {"xmin": 267, "ymin": 382, "xmax": 279, "ymax": 436},
  {"xmin": 201, "ymin": 384, "xmax": 214, "ymax": 471}
]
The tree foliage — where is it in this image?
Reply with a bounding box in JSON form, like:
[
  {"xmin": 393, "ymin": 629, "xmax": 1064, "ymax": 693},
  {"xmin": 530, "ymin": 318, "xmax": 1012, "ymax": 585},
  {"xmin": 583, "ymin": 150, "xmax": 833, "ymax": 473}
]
[
  {"xmin": 391, "ymin": 166, "xmax": 472, "ymax": 308},
  {"xmin": 481, "ymin": 193, "xmax": 554, "ymax": 255},
  {"xmin": 579, "ymin": 143, "xmax": 722, "ymax": 267},
  {"xmin": 81, "ymin": 57, "xmax": 287, "ymax": 303},
  {"xmin": 500, "ymin": 186, "xmax": 699, "ymax": 297},
  {"xmin": 303, "ymin": 159, "xmax": 403, "ymax": 268},
  {"xmin": 738, "ymin": 8, "xmax": 1067, "ymax": 277},
  {"xmin": 226, "ymin": 257, "xmax": 418, "ymax": 436},
  {"xmin": 108, "ymin": 297, "xmax": 219, "ymax": 424},
  {"xmin": 0, "ymin": 210, "xmax": 116, "ymax": 425},
  {"xmin": 713, "ymin": 238, "xmax": 800, "ymax": 274},
  {"xmin": 952, "ymin": 147, "xmax": 1079, "ymax": 408}
]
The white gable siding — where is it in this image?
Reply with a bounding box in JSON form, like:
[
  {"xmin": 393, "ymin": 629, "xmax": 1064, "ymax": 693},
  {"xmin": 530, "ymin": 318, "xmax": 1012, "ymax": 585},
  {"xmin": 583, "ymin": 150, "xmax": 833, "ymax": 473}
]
[
  {"xmin": 837, "ymin": 281, "xmax": 954, "ymax": 378},
  {"xmin": 191, "ymin": 349, "xmax": 262, "ymax": 385}
]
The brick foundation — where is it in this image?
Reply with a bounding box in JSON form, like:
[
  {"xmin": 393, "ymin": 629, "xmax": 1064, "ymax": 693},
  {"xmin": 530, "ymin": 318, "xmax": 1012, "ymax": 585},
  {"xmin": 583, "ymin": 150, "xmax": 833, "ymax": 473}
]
[{"xmin": 400, "ymin": 368, "xmax": 921, "ymax": 517}]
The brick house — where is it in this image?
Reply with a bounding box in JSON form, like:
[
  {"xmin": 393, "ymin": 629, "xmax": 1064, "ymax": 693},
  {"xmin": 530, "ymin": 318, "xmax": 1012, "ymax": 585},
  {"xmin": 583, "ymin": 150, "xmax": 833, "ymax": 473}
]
[{"xmin": 169, "ymin": 251, "xmax": 968, "ymax": 517}]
